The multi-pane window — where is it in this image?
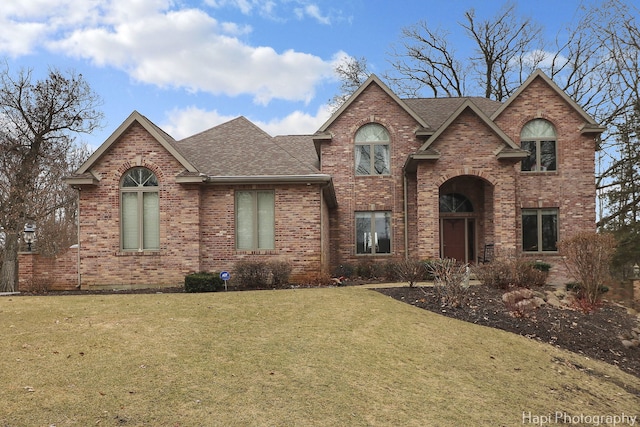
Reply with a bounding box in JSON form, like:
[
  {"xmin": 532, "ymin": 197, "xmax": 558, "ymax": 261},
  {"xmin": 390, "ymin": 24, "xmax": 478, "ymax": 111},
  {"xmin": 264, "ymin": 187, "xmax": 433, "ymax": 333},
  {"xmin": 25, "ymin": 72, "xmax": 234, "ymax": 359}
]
[
  {"xmin": 121, "ymin": 167, "xmax": 159, "ymax": 251},
  {"xmin": 520, "ymin": 119, "xmax": 557, "ymax": 172},
  {"xmin": 439, "ymin": 193, "xmax": 473, "ymax": 212},
  {"xmin": 236, "ymin": 191, "xmax": 275, "ymax": 250},
  {"xmin": 522, "ymin": 209, "xmax": 558, "ymax": 252},
  {"xmin": 355, "ymin": 123, "xmax": 390, "ymax": 175},
  {"xmin": 356, "ymin": 211, "xmax": 392, "ymax": 254}
]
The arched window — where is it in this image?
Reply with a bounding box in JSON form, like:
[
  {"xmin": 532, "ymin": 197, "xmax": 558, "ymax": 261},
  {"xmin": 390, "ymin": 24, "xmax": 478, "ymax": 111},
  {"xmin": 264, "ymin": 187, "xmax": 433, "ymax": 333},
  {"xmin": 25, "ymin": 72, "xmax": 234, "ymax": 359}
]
[
  {"xmin": 520, "ymin": 119, "xmax": 557, "ymax": 172},
  {"xmin": 355, "ymin": 123, "xmax": 390, "ymax": 175},
  {"xmin": 120, "ymin": 167, "xmax": 159, "ymax": 251},
  {"xmin": 439, "ymin": 193, "xmax": 473, "ymax": 213}
]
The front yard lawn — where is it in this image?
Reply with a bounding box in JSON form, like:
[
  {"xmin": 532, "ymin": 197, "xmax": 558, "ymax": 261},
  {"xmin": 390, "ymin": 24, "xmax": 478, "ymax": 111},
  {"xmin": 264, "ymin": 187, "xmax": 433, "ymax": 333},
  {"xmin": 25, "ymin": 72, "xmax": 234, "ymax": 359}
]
[{"xmin": 1, "ymin": 287, "xmax": 638, "ymax": 426}]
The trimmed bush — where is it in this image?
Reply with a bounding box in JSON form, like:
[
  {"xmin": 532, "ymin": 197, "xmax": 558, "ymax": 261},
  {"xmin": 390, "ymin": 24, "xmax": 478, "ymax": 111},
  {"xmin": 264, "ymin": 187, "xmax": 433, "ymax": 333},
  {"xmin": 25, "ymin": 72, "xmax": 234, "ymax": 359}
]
[
  {"xmin": 268, "ymin": 260, "xmax": 292, "ymax": 288},
  {"xmin": 234, "ymin": 261, "xmax": 271, "ymax": 289},
  {"xmin": 473, "ymin": 257, "xmax": 548, "ymax": 289},
  {"xmin": 531, "ymin": 261, "xmax": 551, "ymax": 272},
  {"xmin": 332, "ymin": 264, "xmax": 354, "ymax": 278},
  {"xmin": 185, "ymin": 272, "xmax": 224, "ymax": 293}
]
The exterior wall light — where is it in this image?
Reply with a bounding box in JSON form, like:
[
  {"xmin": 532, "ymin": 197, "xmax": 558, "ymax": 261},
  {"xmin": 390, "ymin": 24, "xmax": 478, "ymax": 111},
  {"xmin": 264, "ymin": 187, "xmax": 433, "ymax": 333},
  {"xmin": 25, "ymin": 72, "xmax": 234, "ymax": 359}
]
[{"xmin": 23, "ymin": 224, "xmax": 36, "ymax": 252}]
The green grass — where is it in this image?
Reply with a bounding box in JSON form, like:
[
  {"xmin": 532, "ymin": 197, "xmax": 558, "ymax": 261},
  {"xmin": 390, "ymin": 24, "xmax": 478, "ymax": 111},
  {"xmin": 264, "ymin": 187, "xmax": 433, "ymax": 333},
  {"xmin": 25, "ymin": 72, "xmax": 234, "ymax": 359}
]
[{"xmin": 1, "ymin": 287, "xmax": 639, "ymax": 426}]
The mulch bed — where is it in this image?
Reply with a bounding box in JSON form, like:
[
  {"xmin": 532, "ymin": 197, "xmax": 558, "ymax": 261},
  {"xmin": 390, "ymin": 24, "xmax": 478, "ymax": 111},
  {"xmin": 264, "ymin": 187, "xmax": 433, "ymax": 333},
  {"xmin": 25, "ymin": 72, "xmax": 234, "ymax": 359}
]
[{"xmin": 375, "ymin": 285, "xmax": 640, "ymax": 379}]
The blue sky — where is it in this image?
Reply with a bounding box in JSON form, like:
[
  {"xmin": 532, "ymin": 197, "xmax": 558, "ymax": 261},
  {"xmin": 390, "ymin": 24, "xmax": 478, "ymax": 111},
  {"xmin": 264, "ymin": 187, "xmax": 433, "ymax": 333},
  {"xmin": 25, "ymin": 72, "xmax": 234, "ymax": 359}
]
[{"xmin": 1, "ymin": 0, "xmax": 591, "ymax": 150}]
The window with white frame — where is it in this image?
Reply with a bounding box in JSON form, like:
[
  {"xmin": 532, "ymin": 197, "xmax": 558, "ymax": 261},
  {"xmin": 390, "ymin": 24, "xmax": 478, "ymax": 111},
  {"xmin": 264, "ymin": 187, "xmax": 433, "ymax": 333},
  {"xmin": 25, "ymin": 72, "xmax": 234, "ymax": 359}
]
[
  {"xmin": 520, "ymin": 119, "xmax": 557, "ymax": 172},
  {"xmin": 121, "ymin": 167, "xmax": 160, "ymax": 251},
  {"xmin": 236, "ymin": 190, "xmax": 275, "ymax": 250},
  {"xmin": 355, "ymin": 123, "xmax": 391, "ymax": 175},
  {"xmin": 356, "ymin": 211, "xmax": 391, "ymax": 254},
  {"xmin": 522, "ymin": 208, "xmax": 558, "ymax": 252}
]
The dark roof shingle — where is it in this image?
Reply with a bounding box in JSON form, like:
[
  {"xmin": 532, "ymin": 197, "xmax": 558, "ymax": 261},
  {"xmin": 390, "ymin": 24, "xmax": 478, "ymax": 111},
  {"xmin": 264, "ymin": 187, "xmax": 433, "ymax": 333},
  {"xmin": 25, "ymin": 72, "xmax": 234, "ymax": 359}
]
[
  {"xmin": 403, "ymin": 97, "xmax": 503, "ymax": 129},
  {"xmin": 175, "ymin": 117, "xmax": 320, "ymax": 177}
]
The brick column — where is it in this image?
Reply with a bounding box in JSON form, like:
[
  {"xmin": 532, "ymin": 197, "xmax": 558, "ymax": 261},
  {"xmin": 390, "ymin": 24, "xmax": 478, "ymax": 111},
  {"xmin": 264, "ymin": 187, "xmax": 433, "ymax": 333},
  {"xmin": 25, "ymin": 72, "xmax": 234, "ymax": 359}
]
[{"xmin": 17, "ymin": 251, "xmax": 37, "ymax": 291}]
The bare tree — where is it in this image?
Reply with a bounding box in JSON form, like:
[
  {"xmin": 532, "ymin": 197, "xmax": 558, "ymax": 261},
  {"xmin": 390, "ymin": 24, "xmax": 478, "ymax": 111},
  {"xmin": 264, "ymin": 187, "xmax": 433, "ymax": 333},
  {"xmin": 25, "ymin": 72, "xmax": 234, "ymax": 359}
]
[
  {"xmin": 462, "ymin": 3, "xmax": 544, "ymax": 100},
  {"xmin": 0, "ymin": 66, "xmax": 102, "ymax": 292},
  {"xmin": 329, "ymin": 56, "xmax": 371, "ymax": 113},
  {"xmin": 385, "ymin": 2, "xmax": 543, "ymax": 100}
]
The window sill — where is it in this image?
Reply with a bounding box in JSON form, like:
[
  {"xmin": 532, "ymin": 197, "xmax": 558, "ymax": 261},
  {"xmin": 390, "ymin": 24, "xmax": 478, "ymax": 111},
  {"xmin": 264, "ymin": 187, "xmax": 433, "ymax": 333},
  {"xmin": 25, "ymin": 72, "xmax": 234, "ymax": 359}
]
[
  {"xmin": 235, "ymin": 250, "xmax": 278, "ymax": 255},
  {"xmin": 521, "ymin": 170, "xmax": 558, "ymax": 175},
  {"xmin": 116, "ymin": 250, "xmax": 162, "ymax": 256},
  {"xmin": 356, "ymin": 253, "xmax": 393, "ymax": 256}
]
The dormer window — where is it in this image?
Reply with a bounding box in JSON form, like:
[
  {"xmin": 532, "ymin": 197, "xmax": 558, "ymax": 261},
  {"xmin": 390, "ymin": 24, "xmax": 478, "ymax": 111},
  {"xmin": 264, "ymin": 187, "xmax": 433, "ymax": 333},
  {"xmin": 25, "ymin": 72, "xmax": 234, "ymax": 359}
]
[
  {"xmin": 355, "ymin": 123, "xmax": 390, "ymax": 175},
  {"xmin": 520, "ymin": 119, "xmax": 557, "ymax": 172}
]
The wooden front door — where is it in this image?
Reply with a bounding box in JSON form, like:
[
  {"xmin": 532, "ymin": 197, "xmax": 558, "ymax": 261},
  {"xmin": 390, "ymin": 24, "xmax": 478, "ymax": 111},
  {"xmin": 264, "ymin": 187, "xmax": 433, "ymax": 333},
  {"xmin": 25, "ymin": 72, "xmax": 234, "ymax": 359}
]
[
  {"xmin": 441, "ymin": 218, "xmax": 475, "ymax": 263},
  {"xmin": 442, "ymin": 218, "xmax": 466, "ymax": 261}
]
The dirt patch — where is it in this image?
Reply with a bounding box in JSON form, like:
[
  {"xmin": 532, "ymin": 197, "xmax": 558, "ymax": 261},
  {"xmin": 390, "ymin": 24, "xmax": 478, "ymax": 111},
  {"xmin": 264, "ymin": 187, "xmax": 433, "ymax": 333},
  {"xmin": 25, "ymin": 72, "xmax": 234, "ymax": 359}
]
[{"xmin": 375, "ymin": 285, "xmax": 640, "ymax": 379}]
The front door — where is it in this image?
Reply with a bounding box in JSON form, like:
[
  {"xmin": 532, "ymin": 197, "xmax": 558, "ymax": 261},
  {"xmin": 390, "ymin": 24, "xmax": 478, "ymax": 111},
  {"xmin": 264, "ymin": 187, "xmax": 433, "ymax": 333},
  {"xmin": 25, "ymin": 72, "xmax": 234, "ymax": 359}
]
[
  {"xmin": 441, "ymin": 217, "xmax": 475, "ymax": 263},
  {"xmin": 442, "ymin": 218, "xmax": 466, "ymax": 261}
]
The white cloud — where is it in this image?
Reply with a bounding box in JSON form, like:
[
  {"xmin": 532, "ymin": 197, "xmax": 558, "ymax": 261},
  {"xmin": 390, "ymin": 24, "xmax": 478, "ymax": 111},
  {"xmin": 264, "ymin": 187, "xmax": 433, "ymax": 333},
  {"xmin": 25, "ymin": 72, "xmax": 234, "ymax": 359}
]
[
  {"xmin": 35, "ymin": 1, "xmax": 336, "ymax": 105},
  {"xmin": 163, "ymin": 103, "xmax": 332, "ymax": 139},
  {"xmin": 162, "ymin": 106, "xmax": 238, "ymax": 139},
  {"xmin": 295, "ymin": 4, "xmax": 331, "ymax": 25},
  {"xmin": 256, "ymin": 104, "xmax": 332, "ymax": 136}
]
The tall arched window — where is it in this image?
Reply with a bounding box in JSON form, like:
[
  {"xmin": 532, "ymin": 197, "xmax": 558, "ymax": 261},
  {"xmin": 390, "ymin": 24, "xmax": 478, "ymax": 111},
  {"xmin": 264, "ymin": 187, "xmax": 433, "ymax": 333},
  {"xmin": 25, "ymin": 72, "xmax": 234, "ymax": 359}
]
[
  {"xmin": 120, "ymin": 167, "xmax": 159, "ymax": 251},
  {"xmin": 520, "ymin": 119, "xmax": 557, "ymax": 172},
  {"xmin": 355, "ymin": 123, "xmax": 390, "ymax": 175}
]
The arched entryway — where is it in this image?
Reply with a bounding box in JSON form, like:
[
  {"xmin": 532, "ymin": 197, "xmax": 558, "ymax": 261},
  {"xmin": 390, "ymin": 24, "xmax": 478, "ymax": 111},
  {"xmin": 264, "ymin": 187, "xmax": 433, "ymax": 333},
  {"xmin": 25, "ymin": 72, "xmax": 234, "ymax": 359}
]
[{"xmin": 439, "ymin": 176, "xmax": 493, "ymax": 263}]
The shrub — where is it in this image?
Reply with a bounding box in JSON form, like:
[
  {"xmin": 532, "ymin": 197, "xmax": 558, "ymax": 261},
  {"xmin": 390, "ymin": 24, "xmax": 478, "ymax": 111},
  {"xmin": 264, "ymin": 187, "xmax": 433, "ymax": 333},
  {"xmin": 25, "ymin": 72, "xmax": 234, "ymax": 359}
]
[
  {"xmin": 232, "ymin": 260, "xmax": 293, "ymax": 289},
  {"xmin": 332, "ymin": 264, "xmax": 354, "ymax": 278},
  {"xmin": 185, "ymin": 272, "xmax": 224, "ymax": 293},
  {"xmin": 268, "ymin": 260, "xmax": 292, "ymax": 288},
  {"xmin": 427, "ymin": 258, "xmax": 470, "ymax": 308},
  {"xmin": 531, "ymin": 261, "xmax": 551, "ymax": 272},
  {"xmin": 558, "ymin": 231, "xmax": 616, "ymax": 305},
  {"xmin": 233, "ymin": 260, "xmax": 271, "ymax": 289},
  {"xmin": 473, "ymin": 256, "xmax": 548, "ymax": 289},
  {"xmin": 356, "ymin": 259, "xmax": 384, "ymax": 279},
  {"xmin": 394, "ymin": 258, "xmax": 428, "ymax": 287}
]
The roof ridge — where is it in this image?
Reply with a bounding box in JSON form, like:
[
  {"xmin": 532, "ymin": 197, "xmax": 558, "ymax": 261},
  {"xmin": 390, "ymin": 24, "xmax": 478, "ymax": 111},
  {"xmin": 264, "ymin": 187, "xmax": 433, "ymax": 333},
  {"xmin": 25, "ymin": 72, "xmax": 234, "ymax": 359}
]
[{"xmin": 271, "ymin": 135, "xmax": 320, "ymax": 174}]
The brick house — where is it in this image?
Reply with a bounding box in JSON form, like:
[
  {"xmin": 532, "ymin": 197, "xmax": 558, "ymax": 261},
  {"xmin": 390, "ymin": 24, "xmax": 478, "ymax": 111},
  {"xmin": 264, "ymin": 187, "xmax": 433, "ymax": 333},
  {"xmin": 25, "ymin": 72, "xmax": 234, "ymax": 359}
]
[{"xmin": 23, "ymin": 69, "xmax": 602, "ymax": 289}]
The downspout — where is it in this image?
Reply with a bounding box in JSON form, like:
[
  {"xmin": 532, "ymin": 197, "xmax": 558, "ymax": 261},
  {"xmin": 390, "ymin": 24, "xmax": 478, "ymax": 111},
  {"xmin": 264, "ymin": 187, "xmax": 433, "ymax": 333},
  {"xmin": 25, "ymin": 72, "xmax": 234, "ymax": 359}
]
[
  {"xmin": 76, "ymin": 187, "xmax": 81, "ymax": 289},
  {"xmin": 403, "ymin": 172, "xmax": 409, "ymax": 260},
  {"xmin": 320, "ymin": 185, "xmax": 324, "ymax": 275}
]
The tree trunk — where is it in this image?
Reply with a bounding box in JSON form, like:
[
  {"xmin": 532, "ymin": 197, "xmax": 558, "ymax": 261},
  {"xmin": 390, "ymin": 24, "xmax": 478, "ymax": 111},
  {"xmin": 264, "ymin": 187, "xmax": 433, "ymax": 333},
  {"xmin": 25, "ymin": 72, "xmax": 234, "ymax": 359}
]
[{"xmin": 0, "ymin": 231, "xmax": 19, "ymax": 292}]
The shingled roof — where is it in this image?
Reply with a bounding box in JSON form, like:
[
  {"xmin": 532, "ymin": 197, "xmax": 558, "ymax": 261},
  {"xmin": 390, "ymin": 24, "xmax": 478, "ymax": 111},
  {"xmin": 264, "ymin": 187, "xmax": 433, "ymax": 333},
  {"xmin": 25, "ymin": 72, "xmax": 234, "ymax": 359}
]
[
  {"xmin": 403, "ymin": 97, "xmax": 503, "ymax": 130},
  {"xmin": 175, "ymin": 116, "xmax": 321, "ymax": 177}
]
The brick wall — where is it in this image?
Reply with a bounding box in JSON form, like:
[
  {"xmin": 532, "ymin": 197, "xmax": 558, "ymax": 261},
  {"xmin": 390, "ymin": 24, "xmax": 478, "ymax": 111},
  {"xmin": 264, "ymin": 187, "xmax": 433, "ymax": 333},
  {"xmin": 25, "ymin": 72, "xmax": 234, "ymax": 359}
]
[
  {"xmin": 494, "ymin": 76, "xmax": 598, "ymax": 284},
  {"xmin": 198, "ymin": 183, "xmax": 327, "ymax": 283},
  {"xmin": 77, "ymin": 123, "xmax": 200, "ymax": 289},
  {"xmin": 321, "ymin": 76, "xmax": 597, "ymax": 286},
  {"xmin": 18, "ymin": 247, "xmax": 78, "ymax": 291},
  {"xmin": 321, "ymin": 82, "xmax": 423, "ymax": 268},
  {"xmin": 74, "ymin": 122, "xmax": 329, "ymax": 289}
]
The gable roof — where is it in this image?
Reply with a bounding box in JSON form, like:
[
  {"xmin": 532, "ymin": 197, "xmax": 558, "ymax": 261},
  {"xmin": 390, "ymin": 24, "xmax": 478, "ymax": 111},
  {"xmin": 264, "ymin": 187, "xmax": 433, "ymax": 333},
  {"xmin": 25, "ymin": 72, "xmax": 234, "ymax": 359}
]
[
  {"xmin": 402, "ymin": 99, "xmax": 528, "ymax": 173},
  {"xmin": 418, "ymin": 99, "xmax": 521, "ymax": 152},
  {"xmin": 317, "ymin": 74, "xmax": 430, "ymax": 133},
  {"xmin": 75, "ymin": 110, "xmax": 198, "ymax": 176},
  {"xmin": 175, "ymin": 116, "xmax": 322, "ymax": 177},
  {"xmin": 491, "ymin": 69, "xmax": 605, "ymax": 134},
  {"xmin": 403, "ymin": 97, "xmax": 502, "ymax": 130}
]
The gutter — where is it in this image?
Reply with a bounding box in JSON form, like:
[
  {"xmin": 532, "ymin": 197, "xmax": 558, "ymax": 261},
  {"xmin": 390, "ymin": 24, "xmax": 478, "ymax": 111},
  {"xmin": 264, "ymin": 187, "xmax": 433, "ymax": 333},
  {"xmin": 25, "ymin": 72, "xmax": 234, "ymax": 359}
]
[{"xmin": 203, "ymin": 174, "xmax": 334, "ymax": 185}]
